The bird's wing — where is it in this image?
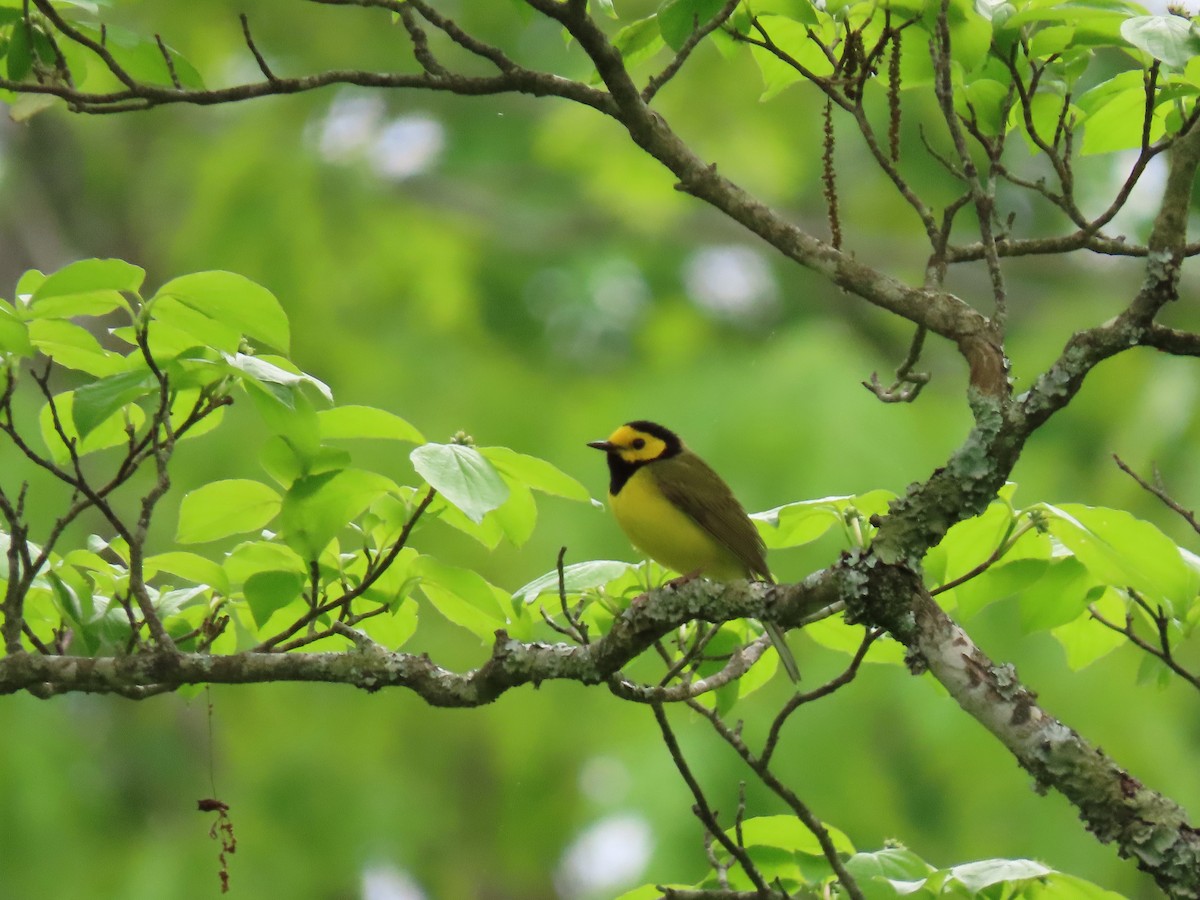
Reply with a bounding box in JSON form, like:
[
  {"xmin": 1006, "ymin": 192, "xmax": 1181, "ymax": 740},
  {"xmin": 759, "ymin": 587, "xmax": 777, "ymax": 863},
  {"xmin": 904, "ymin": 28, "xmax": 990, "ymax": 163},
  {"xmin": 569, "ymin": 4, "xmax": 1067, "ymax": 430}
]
[{"xmin": 651, "ymin": 453, "xmax": 772, "ymax": 582}]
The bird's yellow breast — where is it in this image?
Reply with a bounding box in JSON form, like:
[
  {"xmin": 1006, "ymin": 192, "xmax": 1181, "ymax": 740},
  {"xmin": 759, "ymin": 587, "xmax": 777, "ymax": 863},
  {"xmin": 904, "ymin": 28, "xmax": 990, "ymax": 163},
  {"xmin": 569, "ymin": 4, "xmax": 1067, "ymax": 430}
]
[{"xmin": 609, "ymin": 466, "xmax": 744, "ymax": 580}]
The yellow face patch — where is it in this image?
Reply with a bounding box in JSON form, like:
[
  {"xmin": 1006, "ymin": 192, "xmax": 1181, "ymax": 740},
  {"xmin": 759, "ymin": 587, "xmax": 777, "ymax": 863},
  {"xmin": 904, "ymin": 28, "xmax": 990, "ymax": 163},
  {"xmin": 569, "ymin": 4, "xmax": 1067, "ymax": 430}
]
[{"xmin": 604, "ymin": 424, "xmax": 669, "ymax": 463}]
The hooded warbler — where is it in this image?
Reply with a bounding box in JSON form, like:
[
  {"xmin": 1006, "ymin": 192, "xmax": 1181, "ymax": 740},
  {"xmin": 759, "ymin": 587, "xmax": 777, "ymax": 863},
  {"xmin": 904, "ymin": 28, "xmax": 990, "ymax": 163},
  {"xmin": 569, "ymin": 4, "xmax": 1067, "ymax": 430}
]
[{"xmin": 587, "ymin": 420, "xmax": 800, "ymax": 682}]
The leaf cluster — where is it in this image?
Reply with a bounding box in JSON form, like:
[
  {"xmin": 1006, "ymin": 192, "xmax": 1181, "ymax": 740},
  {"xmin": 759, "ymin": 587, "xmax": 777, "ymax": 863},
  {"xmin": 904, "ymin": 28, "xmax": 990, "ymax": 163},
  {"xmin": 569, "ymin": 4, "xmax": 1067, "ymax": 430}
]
[{"xmin": 0, "ymin": 260, "xmax": 597, "ymax": 664}]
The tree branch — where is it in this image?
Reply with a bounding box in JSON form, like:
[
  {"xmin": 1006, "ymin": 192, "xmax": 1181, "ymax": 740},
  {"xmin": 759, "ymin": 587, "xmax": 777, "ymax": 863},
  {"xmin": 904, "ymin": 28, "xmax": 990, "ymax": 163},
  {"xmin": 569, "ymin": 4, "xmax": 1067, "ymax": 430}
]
[
  {"xmin": 0, "ymin": 575, "xmax": 840, "ymax": 701},
  {"xmin": 848, "ymin": 566, "xmax": 1200, "ymax": 897}
]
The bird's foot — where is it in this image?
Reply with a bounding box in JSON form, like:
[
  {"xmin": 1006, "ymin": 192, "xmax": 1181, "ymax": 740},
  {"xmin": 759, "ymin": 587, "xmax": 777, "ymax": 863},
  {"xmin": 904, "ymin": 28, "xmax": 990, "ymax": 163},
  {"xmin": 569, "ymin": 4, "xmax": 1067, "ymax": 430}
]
[{"xmin": 665, "ymin": 569, "xmax": 703, "ymax": 589}]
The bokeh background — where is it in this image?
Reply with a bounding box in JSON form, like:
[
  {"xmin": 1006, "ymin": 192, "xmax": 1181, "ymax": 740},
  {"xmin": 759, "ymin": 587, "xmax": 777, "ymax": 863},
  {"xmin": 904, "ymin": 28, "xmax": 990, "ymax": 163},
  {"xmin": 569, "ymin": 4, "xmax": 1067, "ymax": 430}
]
[{"xmin": 1, "ymin": 1, "xmax": 1200, "ymax": 897}]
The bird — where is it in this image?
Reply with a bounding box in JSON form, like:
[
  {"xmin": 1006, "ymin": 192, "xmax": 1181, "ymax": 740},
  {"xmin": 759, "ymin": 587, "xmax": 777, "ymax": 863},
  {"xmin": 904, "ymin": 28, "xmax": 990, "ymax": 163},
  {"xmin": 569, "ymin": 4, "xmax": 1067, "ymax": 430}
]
[{"xmin": 587, "ymin": 420, "xmax": 800, "ymax": 682}]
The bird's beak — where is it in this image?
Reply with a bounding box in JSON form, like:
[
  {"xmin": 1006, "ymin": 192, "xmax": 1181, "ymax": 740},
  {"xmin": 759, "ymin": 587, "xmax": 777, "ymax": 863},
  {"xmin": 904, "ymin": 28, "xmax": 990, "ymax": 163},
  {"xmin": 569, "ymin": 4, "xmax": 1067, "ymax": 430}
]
[{"xmin": 587, "ymin": 440, "xmax": 615, "ymax": 451}]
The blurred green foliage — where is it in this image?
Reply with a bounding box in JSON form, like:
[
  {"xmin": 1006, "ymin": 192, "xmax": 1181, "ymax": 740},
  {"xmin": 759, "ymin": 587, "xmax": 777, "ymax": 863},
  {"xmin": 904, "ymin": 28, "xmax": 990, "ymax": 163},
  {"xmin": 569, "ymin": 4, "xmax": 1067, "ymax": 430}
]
[{"xmin": 1, "ymin": 0, "xmax": 1200, "ymax": 897}]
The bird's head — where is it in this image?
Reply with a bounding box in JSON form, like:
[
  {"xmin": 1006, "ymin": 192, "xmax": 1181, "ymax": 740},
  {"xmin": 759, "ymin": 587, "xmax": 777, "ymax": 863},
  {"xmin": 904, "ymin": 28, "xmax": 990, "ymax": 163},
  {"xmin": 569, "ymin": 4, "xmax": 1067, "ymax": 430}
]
[{"xmin": 587, "ymin": 420, "xmax": 683, "ymax": 464}]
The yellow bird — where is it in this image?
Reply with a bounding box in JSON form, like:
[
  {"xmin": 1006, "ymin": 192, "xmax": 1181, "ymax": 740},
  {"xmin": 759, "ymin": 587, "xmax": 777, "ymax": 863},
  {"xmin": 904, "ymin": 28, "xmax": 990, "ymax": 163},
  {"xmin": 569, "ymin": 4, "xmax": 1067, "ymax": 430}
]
[{"xmin": 588, "ymin": 420, "xmax": 800, "ymax": 682}]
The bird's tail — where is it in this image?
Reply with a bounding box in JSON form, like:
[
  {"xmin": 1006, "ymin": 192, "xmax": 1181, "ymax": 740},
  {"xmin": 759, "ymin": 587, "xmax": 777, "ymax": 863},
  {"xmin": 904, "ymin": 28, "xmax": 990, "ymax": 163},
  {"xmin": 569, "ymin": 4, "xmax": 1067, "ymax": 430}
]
[{"xmin": 761, "ymin": 620, "xmax": 800, "ymax": 683}]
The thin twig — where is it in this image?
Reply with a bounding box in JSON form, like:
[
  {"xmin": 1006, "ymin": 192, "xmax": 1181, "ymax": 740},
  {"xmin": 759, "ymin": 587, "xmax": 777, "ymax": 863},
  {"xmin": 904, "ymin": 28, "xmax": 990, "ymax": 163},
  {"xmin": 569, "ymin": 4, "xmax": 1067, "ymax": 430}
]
[
  {"xmin": 406, "ymin": 0, "xmax": 518, "ymax": 72},
  {"xmin": 863, "ymin": 325, "xmax": 930, "ymax": 403},
  {"xmin": 930, "ymin": 0, "xmax": 1006, "ymax": 326},
  {"xmin": 1089, "ymin": 599, "xmax": 1200, "ymax": 693},
  {"xmin": 650, "ymin": 703, "xmax": 775, "ymax": 896},
  {"xmin": 610, "ymin": 636, "xmax": 770, "ymax": 702},
  {"xmin": 396, "ymin": 3, "xmax": 448, "ymax": 77},
  {"xmin": 761, "ymin": 628, "xmax": 881, "ymax": 767},
  {"xmin": 642, "ymin": 0, "xmax": 739, "ymax": 103},
  {"xmin": 1114, "ymin": 454, "xmax": 1200, "ymax": 537},
  {"xmin": 239, "ymin": 14, "xmax": 278, "ymax": 83},
  {"xmin": 686, "ymin": 698, "xmax": 867, "ymax": 900},
  {"xmin": 155, "ymin": 34, "xmax": 182, "ymax": 89},
  {"xmin": 556, "ymin": 545, "xmax": 589, "ymax": 644}
]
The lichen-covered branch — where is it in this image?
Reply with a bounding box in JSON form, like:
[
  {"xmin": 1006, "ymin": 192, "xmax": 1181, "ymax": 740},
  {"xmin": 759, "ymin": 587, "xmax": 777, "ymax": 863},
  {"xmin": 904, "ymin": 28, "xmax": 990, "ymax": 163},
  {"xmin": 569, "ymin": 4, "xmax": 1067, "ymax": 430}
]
[{"xmin": 0, "ymin": 575, "xmax": 839, "ymax": 702}]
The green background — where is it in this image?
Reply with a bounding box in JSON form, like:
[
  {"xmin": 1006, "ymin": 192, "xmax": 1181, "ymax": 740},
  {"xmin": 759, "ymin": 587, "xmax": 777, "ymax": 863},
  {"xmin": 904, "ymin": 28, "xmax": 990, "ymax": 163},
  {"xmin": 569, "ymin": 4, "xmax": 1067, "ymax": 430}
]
[{"xmin": 1, "ymin": 1, "xmax": 1199, "ymax": 897}]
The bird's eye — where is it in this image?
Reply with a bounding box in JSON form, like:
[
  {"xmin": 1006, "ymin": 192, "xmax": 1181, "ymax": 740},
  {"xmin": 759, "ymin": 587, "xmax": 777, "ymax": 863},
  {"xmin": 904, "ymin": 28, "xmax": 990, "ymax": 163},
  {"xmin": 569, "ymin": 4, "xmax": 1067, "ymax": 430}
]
[{"xmin": 631, "ymin": 438, "xmax": 645, "ymax": 450}]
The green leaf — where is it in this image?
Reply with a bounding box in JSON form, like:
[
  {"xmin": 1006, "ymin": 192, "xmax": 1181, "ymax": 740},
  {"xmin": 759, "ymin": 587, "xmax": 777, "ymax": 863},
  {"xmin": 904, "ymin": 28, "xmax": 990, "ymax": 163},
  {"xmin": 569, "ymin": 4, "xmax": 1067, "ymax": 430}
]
[
  {"xmin": 753, "ymin": 501, "xmax": 839, "ymax": 548},
  {"xmin": 145, "ymin": 551, "xmax": 230, "ymax": 595},
  {"xmin": 1076, "ymin": 69, "xmax": 1143, "ymax": 116},
  {"xmin": 359, "ymin": 595, "xmax": 419, "ymax": 650},
  {"xmin": 1030, "ymin": 23, "xmax": 1076, "ymax": 57},
  {"xmin": 223, "ymin": 352, "xmax": 332, "ymax": 402},
  {"xmin": 744, "ymin": 0, "xmax": 820, "ymax": 24},
  {"xmin": 415, "ymin": 555, "xmax": 510, "ymax": 641},
  {"xmin": 148, "ymin": 294, "xmax": 243, "ymax": 353},
  {"xmin": 429, "ymin": 495, "xmax": 506, "ymax": 549},
  {"xmin": 753, "ymin": 490, "xmax": 895, "ymax": 549},
  {"xmin": 259, "ymin": 434, "xmax": 304, "ymax": 487},
  {"xmin": 732, "ymin": 815, "xmax": 856, "ymax": 857},
  {"xmin": 616, "ymin": 886, "xmax": 691, "ymax": 900},
  {"xmin": 953, "ymin": 557, "xmax": 1049, "ymax": 619},
  {"xmin": 977, "ymin": 0, "xmax": 1015, "ymax": 22},
  {"xmin": 72, "ymin": 24, "xmax": 204, "ymax": 90},
  {"xmin": 1017, "ymin": 557, "xmax": 1092, "ymax": 632},
  {"xmin": 0, "ymin": 299, "xmax": 32, "ymax": 356},
  {"xmin": 933, "ymin": 500, "xmax": 1023, "ymax": 614},
  {"xmin": 243, "ymin": 570, "xmax": 306, "ymax": 629},
  {"xmin": 490, "ymin": 481, "xmax": 538, "ymax": 547},
  {"xmin": 805, "ymin": 616, "xmax": 906, "ymax": 664},
  {"xmin": 71, "ymin": 368, "xmax": 156, "ymax": 438},
  {"xmin": 7, "ymin": 20, "xmax": 31, "ymax": 80},
  {"xmin": 176, "ymin": 479, "xmax": 282, "ymax": 543},
  {"xmin": 14, "ymin": 268, "xmax": 46, "ymax": 300},
  {"xmin": 950, "ymin": 9, "xmax": 993, "ymax": 70},
  {"xmin": 513, "ymin": 559, "xmax": 637, "ymax": 603},
  {"xmin": 155, "ymin": 585, "xmax": 211, "ymax": 618},
  {"xmin": 47, "ymin": 570, "xmax": 96, "ymax": 651},
  {"xmin": 946, "ymin": 858, "xmax": 1051, "ymax": 891},
  {"xmin": 223, "ymin": 540, "xmax": 307, "ymax": 586},
  {"xmin": 1121, "ymin": 15, "xmax": 1200, "ymax": 68},
  {"xmin": 152, "ymin": 271, "xmax": 289, "ymax": 352},
  {"xmin": 27, "ymin": 319, "xmax": 127, "ymax": 376},
  {"xmin": 1042, "ymin": 503, "xmax": 1198, "ymax": 614},
  {"xmin": 845, "ymin": 845, "xmax": 936, "ymax": 885},
  {"xmin": 317, "ymin": 405, "xmax": 425, "ymax": 443},
  {"xmin": 658, "ymin": 0, "xmax": 728, "ymax": 49},
  {"xmin": 243, "ymin": 378, "xmax": 323, "ymax": 467},
  {"xmin": 30, "ymin": 258, "xmax": 143, "ymax": 318},
  {"xmin": 1080, "ymin": 79, "xmax": 1167, "ymax": 154},
  {"xmin": 260, "ymin": 435, "xmax": 351, "ymax": 487},
  {"xmin": 612, "ymin": 16, "xmax": 666, "ymax": 72},
  {"xmin": 1003, "ymin": 0, "xmax": 1140, "ymax": 30},
  {"xmin": 481, "ymin": 445, "xmax": 592, "ymax": 501},
  {"xmin": 280, "ymin": 468, "xmax": 398, "ymax": 560},
  {"xmin": 1052, "ymin": 585, "xmax": 1126, "ymax": 668},
  {"xmin": 411, "ymin": 442, "xmax": 509, "ymax": 524}
]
